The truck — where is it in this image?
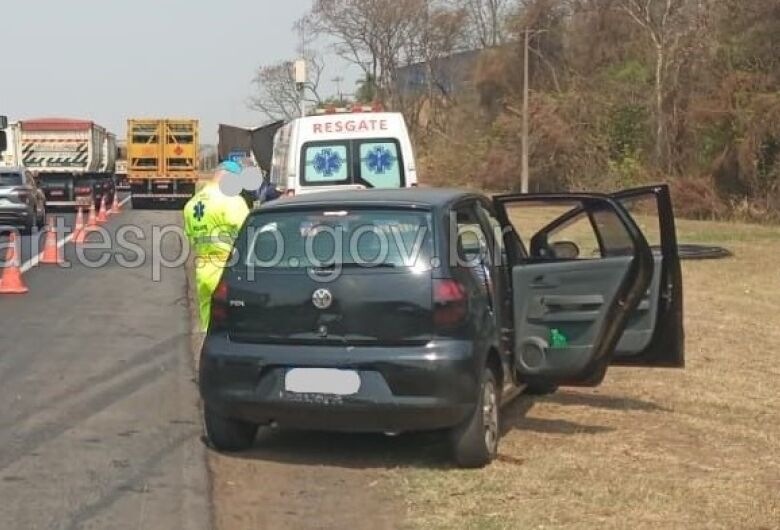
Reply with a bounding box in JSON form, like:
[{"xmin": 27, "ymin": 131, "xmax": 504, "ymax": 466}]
[
  {"xmin": 12, "ymin": 118, "xmax": 116, "ymax": 209},
  {"xmin": 127, "ymin": 119, "xmax": 199, "ymax": 208},
  {"xmin": 0, "ymin": 118, "xmax": 21, "ymax": 168}
]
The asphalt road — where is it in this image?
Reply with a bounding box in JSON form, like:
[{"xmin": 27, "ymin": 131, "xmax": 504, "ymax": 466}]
[{"xmin": 0, "ymin": 205, "xmax": 210, "ymax": 530}]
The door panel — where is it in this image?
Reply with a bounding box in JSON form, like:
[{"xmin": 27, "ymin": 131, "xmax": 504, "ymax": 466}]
[
  {"xmin": 610, "ymin": 185, "xmax": 685, "ymax": 367},
  {"xmin": 512, "ymin": 257, "xmax": 632, "ymax": 377},
  {"xmin": 615, "ymin": 255, "xmax": 661, "ymax": 354},
  {"xmin": 494, "ymin": 194, "xmax": 655, "ymax": 387}
]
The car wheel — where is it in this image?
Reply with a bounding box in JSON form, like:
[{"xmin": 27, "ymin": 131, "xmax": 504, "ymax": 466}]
[
  {"xmin": 449, "ymin": 367, "xmax": 500, "ymax": 468},
  {"xmin": 36, "ymin": 205, "xmax": 46, "ymax": 228},
  {"xmin": 22, "ymin": 210, "xmax": 36, "ymax": 235},
  {"xmin": 203, "ymin": 406, "xmax": 258, "ymax": 452},
  {"xmin": 523, "ymin": 382, "xmax": 559, "ymax": 396}
]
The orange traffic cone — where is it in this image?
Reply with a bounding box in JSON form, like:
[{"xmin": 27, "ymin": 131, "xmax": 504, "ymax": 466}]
[
  {"xmin": 87, "ymin": 202, "xmax": 98, "ymax": 228},
  {"xmin": 0, "ymin": 232, "xmax": 29, "ymax": 294},
  {"xmin": 110, "ymin": 192, "xmax": 122, "ymax": 214},
  {"xmin": 40, "ymin": 218, "xmax": 64, "ymax": 265},
  {"xmin": 74, "ymin": 207, "xmax": 89, "ymax": 245},
  {"xmin": 97, "ymin": 196, "xmax": 109, "ymax": 223}
]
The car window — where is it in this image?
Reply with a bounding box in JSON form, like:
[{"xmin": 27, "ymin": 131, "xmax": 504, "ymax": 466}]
[
  {"xmin": 454, "ymin": 204, "xmax": 489, "ymax": 266},
  {"xmin": 240, "ymin": 208, "xmax": 434, "ymax": 270},
  {"xmin": 547, "ymin": 210, "xmax": 602, "ymax": 259},
  {"xmin": 302, "ymin": 143, "xmax": 350, "ymax": 184},
  {"xmin": 358, "ymin": 141, "xmax": 402, "ymax": 188},
  {"xmin": 476, "ymin": 203, "xmax": 506, "ymax": 266},
  {"xmin": 503, "ymin": 200, "xmax": 633, "ymax": 261},
  {"xmin": 616, "ymin": 193, "xmax": 661, "ymax": 248},
  {"xmin": 0, "ymin": 173, "xmax": 23, "ymax": 186}
]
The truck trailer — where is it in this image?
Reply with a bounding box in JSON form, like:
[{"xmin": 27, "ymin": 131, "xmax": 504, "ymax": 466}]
[
  {"xmin": 13, "ymin": 118, "xmax": 116, "ymax": 209},
  {"xmin": 127, "ymin": 119, "xmax": 199, "ymax": 208}
]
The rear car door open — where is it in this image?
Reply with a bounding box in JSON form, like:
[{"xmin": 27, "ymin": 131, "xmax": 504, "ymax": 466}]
[{"xmin": 493, "ymin": 187, "xmax": 684, "ymax": 388}]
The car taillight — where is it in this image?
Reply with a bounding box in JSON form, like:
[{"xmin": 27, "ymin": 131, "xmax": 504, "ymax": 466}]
[
  {"xmin": 433, "ymin": 279, "xmax": 468, "ymax": 329},
  {"xmin": 210, "ymin": 279, "xmax": 229, "ymax": 331},
  {"xmin": 75, "ymin": 186, "xmax": 91, "ymax": 195}
]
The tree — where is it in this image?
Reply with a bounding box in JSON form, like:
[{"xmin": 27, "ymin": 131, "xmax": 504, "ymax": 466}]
[
  {"xmin": 459, "ymin": 0, "xmax": 511, "ymax": 48},
  {"xmin": 619, "ymin": 0, "xmax": 697, "ymax": 169},
  {"xmin": 307, "ymin": 0, "xmax": 425, "ymax": 105},
  {"xmin": 248, "ymin": 54, "xmax": 324, "ymax": 122}
]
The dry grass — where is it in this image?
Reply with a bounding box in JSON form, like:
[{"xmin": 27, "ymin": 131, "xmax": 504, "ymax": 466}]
[{"xmin": 390, "ymin": 218, "xmax": 780, "ymax": 529}]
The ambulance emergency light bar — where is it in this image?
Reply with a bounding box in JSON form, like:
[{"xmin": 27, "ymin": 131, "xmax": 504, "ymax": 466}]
[{"xmin": 312, "ymin": 103, "xmax": 385, "ymax": 116}]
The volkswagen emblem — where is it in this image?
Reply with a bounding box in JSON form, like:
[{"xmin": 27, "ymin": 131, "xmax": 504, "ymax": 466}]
[{"xmin": 312, "ymin": 288, "xmax": 334, "ymax": 310}]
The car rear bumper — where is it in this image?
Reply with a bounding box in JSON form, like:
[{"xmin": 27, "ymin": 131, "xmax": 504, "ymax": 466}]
[
  {"xmin": 0, "ymin": 203, "xmax": 33, "ymax": 225},
  {"xmin": 199, "ymin": 336, "xmax": 480, "ymax": 433}
]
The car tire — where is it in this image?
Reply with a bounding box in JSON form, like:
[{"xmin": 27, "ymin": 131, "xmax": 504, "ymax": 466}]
[
  {"xmin": 36, "ymin": 205, "xmax": 46, "ymax": 229},
  {"xmin": 203, "ymin": 407, "xmax": 258, "ymax": 452},
  {"xmin": 22, "ymin": 210, "xmax": 36, "ymax": 235},
  {"xmin": 449, "ymin": 367, "xmax": 501, "ymax": 469},
  {"xmin": 523, "ymin": 382, "xmax": 559, "ymax": 396}
]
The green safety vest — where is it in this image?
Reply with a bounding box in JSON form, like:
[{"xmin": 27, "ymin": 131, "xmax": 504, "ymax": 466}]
[{"xmin": 183, "ymin": 183, "xmax": 250, "ymax": 260}]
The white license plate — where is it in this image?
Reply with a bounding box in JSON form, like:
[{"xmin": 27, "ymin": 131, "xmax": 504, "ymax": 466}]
[{"xmin": 285, "ymin": 369, "xmax": 361, "ymax": 396}]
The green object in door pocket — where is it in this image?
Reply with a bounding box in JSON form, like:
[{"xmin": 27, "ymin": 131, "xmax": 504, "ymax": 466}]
[{"xmin": 550, "ymin": 328, "xmax": 569, "ymax": 349}]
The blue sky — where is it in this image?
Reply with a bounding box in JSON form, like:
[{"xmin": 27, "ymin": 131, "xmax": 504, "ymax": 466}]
[{"xmin": 1, "ymin": 0, "xmax": 342, "ymax": 142}]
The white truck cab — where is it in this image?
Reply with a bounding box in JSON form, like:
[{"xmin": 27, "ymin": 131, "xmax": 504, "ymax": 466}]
[{"xmin": 269, "ymin": 107, "xmax": 418, "ymax": 196}]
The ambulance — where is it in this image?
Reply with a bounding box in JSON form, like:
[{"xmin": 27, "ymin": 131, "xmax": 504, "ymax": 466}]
[{"xmin": 269, "ymin": 106, "xmax": 418, "ymax": 196}]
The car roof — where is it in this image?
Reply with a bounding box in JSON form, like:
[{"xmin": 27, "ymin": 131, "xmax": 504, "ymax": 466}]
[{"xmin": 260, "ymin": 188, "xmax": 483, "ymax": 211}]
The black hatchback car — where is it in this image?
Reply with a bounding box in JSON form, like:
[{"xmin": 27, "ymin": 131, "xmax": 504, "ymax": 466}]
[{"xmin": 199, "ymin": 186, "xmax": 684, "ymax": 467}]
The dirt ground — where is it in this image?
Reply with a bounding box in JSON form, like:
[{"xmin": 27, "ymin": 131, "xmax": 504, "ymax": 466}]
[
  {"xmin": 389, "ymin": 218, "xmax": 780, "ymax": 529},
  {"xmin": 197, "ymin": 217, "xmax": 780, "ymax": 530}
]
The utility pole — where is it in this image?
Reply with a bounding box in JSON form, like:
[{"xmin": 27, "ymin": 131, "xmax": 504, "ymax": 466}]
[
  {"xmin": 521, "ymin": 27, "xmax": 530, "ymax": 194},
  {"xmin": 294, "ymin": 59, "xmax": 307, "ymax": 118},
  {"xmin": 332, "ymin": 76, "xmax": 344, "ymax": 102}
]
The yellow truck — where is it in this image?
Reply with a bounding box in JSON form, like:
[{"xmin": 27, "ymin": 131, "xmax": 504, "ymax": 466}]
[{"xmin": 127, "ymin": 119, "xmax": 199, "ymax": 208}]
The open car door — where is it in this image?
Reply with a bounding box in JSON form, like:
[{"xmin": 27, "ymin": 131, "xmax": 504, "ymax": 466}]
[{"xmin": 493, "ymin": 185, "xmax": 684, "ymax": 388}]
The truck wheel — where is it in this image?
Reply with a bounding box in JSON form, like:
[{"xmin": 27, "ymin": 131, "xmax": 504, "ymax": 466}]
[
  {"xmin": 203, "ymin": 407, "xmax": 258, "ymax": 452},
  {"xmin": 449, "ymin": 367, "xmax": 500, "ymax": 468}
]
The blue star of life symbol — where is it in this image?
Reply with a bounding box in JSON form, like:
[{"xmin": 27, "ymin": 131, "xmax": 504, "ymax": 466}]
[
  {"xmin": 193, "ymin": 201, "xmax": 206, "ymax": 222},
  {"xmin": 365, "ymin": 145, "xmax": 397, "ymax": 174},
  {"xmin": 312, "ymin": 148, "xmax": 344, "ymax": 177}
]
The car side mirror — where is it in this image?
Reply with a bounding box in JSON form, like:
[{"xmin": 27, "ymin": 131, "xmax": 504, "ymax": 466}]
[
  {"xmin": 0, "ymin": 131, "xmax": 7, "ymax": 153},
  {"xmin": 551, "ymin": 241, "xmax": 580, "ymax": 260}
]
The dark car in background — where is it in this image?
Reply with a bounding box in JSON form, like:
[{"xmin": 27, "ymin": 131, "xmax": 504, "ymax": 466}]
[
  {"xmin": 199, "ymin": 187, "xmax": 685, "ymax": 467},
  {"xmin": 0, "ymin": 167, "xmax": 47, "ymax": 233}
]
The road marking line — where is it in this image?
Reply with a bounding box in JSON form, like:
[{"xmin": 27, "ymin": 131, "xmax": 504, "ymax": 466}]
[{"xmin": 19, "ymin": 195, "xmax": 134, "ymax": 274}]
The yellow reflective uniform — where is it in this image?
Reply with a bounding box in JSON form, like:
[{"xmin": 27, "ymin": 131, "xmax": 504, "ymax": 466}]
[{"xmin": 183, "ymin": 182, "xmax": 250, "ymax": 331}]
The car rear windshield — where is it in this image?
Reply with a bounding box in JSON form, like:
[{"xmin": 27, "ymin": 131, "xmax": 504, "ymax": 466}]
[
  {"xmin": 0, "ymin": 173, "xmax": 22, "ymax": 186},
  {"xmin": 301, "ymin": 139, "xmax": 405, "ymax": 188},
  {"xmin": 237, "ymin": 208, "xmax": 434, "ymax": 270}
]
